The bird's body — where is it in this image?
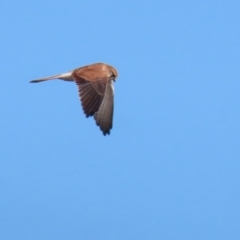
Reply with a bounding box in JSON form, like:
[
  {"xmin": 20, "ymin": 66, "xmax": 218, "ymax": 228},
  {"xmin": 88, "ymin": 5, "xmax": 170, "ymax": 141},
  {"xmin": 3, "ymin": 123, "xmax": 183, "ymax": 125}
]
[{"xmin": 30, "ymin": 63, "xmax": 118, "ymax": 135}]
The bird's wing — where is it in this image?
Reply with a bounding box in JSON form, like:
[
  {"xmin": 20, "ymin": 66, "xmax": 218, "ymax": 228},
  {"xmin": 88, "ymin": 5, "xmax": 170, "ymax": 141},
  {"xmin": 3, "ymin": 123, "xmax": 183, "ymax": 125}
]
[
  {"xmin": 94, "ymin": 81, "xmax": 114, "ymax": 135},
  {"xmin": 75, "ymin": 78, "xmax": 106, "ymax": 117},
  {"xmin": 73, "ymin": 70, "xmax": 114, "ymax": 135}
]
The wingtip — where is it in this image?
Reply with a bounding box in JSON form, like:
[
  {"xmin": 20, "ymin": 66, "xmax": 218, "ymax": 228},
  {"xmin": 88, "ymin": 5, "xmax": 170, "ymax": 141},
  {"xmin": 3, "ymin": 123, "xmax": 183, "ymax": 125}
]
[{"xmin": 102, "ymin": 131, "xmax": 110, "ymax": 136}]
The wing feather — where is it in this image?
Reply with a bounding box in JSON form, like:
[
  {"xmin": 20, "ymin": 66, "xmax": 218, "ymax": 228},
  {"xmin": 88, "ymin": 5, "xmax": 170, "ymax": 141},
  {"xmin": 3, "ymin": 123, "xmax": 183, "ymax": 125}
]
[
  {"xmin": 73, "ymin": 68, "xmax": 114, "ymax": 135},
  {"xmin": 94, "ymin": 81, "xmax": 114, "ymax": 135},
  {"xmin": 77, "ymin": 82, "xmax": 104, "ymax": 117}
]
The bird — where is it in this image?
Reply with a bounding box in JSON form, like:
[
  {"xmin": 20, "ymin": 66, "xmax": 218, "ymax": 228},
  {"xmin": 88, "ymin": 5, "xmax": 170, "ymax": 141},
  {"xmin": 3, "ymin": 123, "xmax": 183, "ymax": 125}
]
[{"xmin": 30, "ymin": 63, "xmax": 118, "ymax": 136}]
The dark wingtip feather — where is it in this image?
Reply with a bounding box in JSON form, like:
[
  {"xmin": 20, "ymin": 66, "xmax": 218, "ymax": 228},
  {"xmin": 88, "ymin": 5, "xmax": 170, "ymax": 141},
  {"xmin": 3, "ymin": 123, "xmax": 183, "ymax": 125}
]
[{"xmin": 104, "ymin": 131, "xmax": 110, "ymax": 136}]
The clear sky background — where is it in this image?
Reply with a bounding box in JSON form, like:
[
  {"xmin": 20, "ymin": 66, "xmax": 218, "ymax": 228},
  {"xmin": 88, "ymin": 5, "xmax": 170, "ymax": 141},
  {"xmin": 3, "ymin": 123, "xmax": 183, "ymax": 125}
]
[{"xmin": 1, "ymin": 1, "xmax": 240, "ymax": 239}]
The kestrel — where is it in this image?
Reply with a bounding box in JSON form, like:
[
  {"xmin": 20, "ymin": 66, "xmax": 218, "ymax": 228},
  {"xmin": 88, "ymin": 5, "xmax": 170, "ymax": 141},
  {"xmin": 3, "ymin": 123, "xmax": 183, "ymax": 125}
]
[{"xmin": 30, "ymin": 63, "xmax": 118, "ymax": 135}]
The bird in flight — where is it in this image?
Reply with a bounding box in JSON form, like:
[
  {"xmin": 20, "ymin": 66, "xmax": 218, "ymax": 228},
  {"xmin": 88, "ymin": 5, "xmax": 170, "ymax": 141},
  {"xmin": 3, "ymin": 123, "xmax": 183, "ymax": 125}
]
[{"xmin": 30, "ymin": 63, "xmax": 118, "ymax": 136}]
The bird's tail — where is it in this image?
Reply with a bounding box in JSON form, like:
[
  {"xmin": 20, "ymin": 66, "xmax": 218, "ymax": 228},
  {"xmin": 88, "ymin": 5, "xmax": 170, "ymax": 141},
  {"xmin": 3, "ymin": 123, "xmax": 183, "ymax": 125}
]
[{"xmin": 30, "ymin": 71, "xmax": 73, "ymax": 83}]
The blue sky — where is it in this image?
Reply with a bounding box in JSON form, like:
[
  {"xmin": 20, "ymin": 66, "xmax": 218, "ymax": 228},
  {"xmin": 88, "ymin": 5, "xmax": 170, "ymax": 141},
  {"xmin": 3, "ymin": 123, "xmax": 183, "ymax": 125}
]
[{"xmin": 1, "ymin": 1, "xmax": 240, "ymax": 239}]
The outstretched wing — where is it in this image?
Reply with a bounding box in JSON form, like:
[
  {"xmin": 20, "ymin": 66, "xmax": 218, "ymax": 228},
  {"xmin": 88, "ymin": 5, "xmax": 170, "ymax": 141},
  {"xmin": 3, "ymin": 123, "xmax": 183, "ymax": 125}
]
[
  {"xmin": 75, "ymin": 78, "xmax": 105, "ymax": 117},
  {"xmin": 94, "ymin": 81, "xmax": 114, "ymax": 135},
  {"xmin": 73, "ymin": 67, "xmax": 114, "ymax": 135}
]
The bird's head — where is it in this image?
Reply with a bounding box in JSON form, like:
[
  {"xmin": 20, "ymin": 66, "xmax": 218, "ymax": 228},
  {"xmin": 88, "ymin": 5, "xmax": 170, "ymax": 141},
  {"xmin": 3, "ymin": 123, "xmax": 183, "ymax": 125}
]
[{"xmin": 110, "ymin": 66, "xmax": 118, "ymax": 81}]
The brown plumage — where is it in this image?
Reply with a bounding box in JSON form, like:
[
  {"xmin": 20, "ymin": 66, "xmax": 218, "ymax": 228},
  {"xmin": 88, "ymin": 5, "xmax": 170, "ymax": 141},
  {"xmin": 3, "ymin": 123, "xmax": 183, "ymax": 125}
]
[{"xmin": 30, "ymin": 63, "xmax": 118, "ymax": 135}]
